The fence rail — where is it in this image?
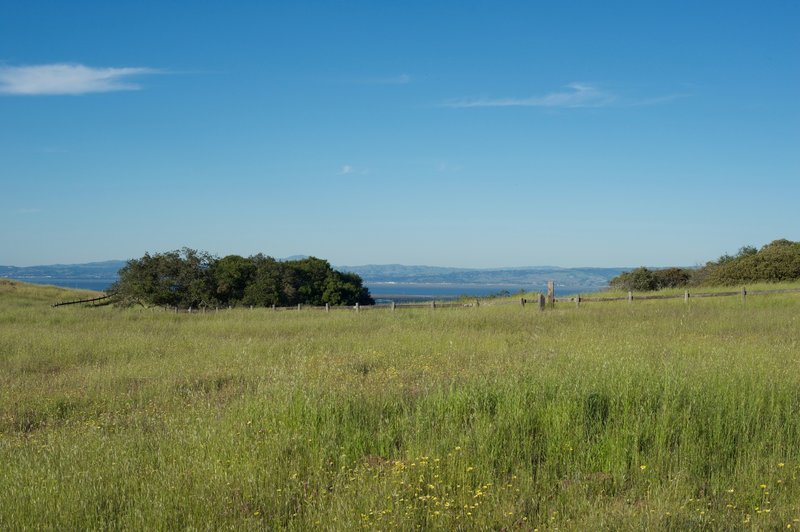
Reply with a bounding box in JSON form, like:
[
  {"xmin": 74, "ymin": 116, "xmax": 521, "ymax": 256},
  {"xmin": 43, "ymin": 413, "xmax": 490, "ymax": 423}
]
[
  {"xmin": 52, "ymin": 286, "xmax": 800, "ymax": 312},
  {"xmin": 51, "ymin": 294, "xmax": 115, "ymax": 308},
  {"xmin": 555, "ymin": 287, "xmax": 800, "ymax": 305}
]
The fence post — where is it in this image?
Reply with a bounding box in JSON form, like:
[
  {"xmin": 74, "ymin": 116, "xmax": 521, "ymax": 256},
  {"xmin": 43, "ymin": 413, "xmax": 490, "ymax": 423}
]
[
  {"xmin": 575, "ymin": 294, "xmax": 581, "ymax": 308},
  {"xmin": 297, "ymin": 303, "xmax": 301, "ymax": 311},
  {"xmin": 537, "ymin": 293, "xmax": 545, "ymax": 311},
  {"xmin": 741, "ymin": 287, "xmax": 747, "ymax": 304},
  {"xmin": 627, "ymin": 291, "xmax": 633, "ymax": 303},
  {"xmin": 475, "ymin": 298, "xmax": 480, "ymax": 308},
  {"xmin": 355, "ymin": 302, "xmax": 360, "ymax": 313},
  {"xmin": 272, "ymin": 304, "xmax": 276, "ymax": 311},
  {"xmin": 521, "ymin": 297, "xmax": 526, "ymax": 307},
  {"xmin": 391, "ymin": 301, "xmax": 396, "ymax": 312},
  {"xmin": 325, "ymin": 303, "xmax": 330, "ymax": 313},
  {"xmin": 431, "ymin": 300, "xmax": 436, "ymax": 310},
  {"xmin": 547, "ymin": 280, "xmax": 555, "ymax": 308},
  {"xmin": 175, "ymin": 306, "xmax": 178, "ymax": 314},
  {"xmin": 684, "ymin": 290, "xmax": 689, "ymax": 304}
]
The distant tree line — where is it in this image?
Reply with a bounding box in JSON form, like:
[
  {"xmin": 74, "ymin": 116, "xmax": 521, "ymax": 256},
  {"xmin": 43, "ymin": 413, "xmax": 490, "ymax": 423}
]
[
  {"xmin": 111, "ymin": 249, "xmax": 374, "ymax": 308},
  {"xmin": 609, "ymin": 239, "xmax": 800, "ymax": 291}
]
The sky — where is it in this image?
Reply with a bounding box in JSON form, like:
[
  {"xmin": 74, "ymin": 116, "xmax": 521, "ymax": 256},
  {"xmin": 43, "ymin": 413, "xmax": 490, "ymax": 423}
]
[{"xmin": 1, "ymin": 1, "xmax": 798, "ymax": 268}]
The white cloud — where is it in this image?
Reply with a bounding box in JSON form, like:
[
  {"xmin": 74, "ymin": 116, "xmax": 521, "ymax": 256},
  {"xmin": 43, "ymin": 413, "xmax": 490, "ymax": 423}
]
[
  {"xmin": 358, "ymin": 73, "xmax": 412, "ymax": 85},
  {"xmin": 382, "ymin": 73, "xmax": 411, "ymax": 84},
  {"xmin": 443, "ymin": 82, "xmax": 688, "ymax": 109},
  {"xmin": 443, "ymin": 83, "xmax": 614, "ymax": 109},
  {"xmin": 0, "ymin": 63, "xmax": 159, "ymax": 95},
  {"xmin": 338, "ymin": 164, "xmax": 370, "ymax": 176}
]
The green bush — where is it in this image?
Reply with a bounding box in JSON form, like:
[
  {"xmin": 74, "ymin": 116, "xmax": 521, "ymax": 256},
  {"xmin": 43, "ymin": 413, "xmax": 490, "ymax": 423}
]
[
  {"xmin": 609, "ymin": 267, "xmax": 693, "ymax": 291},
  {"xmin": 702, "ymin": 239, "xmax": 800, "ymax": 285}
]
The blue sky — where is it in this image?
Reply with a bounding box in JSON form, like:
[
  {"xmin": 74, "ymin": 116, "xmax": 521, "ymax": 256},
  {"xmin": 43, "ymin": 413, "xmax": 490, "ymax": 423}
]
[{"xmin": 1, "ymin": 1, "xmax": 798, "ymax": 267}]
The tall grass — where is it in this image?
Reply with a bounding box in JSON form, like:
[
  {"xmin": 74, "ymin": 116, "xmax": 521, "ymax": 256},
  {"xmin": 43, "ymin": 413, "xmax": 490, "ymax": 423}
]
[{"xmin": 1, "ymin": 280, "xmax": 799, "ymax": 529}]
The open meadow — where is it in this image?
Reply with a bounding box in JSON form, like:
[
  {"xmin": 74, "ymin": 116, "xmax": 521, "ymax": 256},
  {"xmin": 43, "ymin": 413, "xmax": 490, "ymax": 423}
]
[{"xmin": 2, "ymin": 279, "xmax": 800, "ymax": 530}]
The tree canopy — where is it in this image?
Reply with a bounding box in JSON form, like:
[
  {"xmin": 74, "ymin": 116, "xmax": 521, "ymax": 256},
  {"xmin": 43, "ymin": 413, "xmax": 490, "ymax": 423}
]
[
  {"xmin": 111, "ymin": 249, "xmax": 374, "ymax": 308},
  {"xmin": 701, "ymin": 239, "xmax": 800, "ymax": 285},
  {"xmin": 609, "ymin": 239, "xmax": 800, "ymax": 291}
]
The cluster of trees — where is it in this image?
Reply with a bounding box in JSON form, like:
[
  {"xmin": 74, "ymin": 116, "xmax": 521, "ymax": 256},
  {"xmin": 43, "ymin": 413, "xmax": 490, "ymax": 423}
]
[
  {"xmin": 609, "ymin": 239, "xmax": 800, "ymax": 291},
  {"xmin": 609, "ymin": 267, "xmax": 693, "ymax": 292},
  {"xmin": 111, "ymin": 249, "xmax": 374, "ymax": 308},
  {"xmin": 700, "ymin": 239, "xmax": 800, "ymax": 286}
]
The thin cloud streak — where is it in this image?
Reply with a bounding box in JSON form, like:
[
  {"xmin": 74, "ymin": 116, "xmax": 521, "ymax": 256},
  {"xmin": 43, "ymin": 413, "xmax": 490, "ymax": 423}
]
[
  {"xmin": 444, "ymin": 83, "xmax": 613, "ymax": 109},
  {"xmin": 0, "ymin": 63, "xmax": 159, "ymax": 95},
  {"xmin": 358, "ymin": 73, "xmax": 412, "ymax": 85},
  {"xmin": 443, "ymin": 83, "xmax": 685, "ymax": 109}
]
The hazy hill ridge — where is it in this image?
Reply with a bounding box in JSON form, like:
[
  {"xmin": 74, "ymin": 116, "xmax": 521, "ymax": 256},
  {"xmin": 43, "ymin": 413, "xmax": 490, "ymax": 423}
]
[{"xmin": 0, "ymin": 260, "xmax": 629, "ymax": 293}]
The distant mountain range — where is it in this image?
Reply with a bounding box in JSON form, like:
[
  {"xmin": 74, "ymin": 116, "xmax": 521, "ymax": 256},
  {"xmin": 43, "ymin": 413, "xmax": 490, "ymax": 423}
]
[
  {"xmin": 338, "ymin": 264, "xmax": 627, "ymax": 292},
  {"xmin": 0, "ymin": 259, "xmax": 629, "ymax": 296},
  {"xmin": 0, "ymin": 260, "xmax": 127, "ymax": 279}
]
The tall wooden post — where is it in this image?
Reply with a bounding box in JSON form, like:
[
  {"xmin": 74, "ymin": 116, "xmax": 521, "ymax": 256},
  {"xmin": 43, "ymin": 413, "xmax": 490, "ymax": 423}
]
[
  {"xmin": 575, "ymin": 294, "xmax": 581, "ymax": 308},
  {"xmin": 325, "ymin": 303, "xmax": 330, "ymax": 313},
  {"xmin": 431, "ymin": 300, "xmax": 436, "ymax": 310},
  {"xmin": 547, "ymin": 280, "xmax": 555, "ymax": 308},
  {"xmin": 355, "ymin": 302, "xmax": 360, "ymax": 312},
  {"xmin": 521, "ymin": 297, "xmax": 526, "ymax": 307},
  {"xmin": 537, "ymin": 293, "xmax": 545, "ymax": 311},
  {"xmin": 627, "ymin": 291, "xmax": 633, "ymax": 303},
  {"xmin": 684, "ymin": 290, "xmax": 689, "ymax": 304},
  {"xmin": 741, "ymin": 287, "xmax": 747, "ymax": 304}
]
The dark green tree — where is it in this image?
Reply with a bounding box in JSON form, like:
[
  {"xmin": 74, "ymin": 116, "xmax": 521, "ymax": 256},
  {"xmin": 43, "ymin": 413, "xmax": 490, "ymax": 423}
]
[
  {"xmin": 211, "ymin": 255, "xmax": 255, "ymax": 306},
  {"xmin": 112, "ymin": 248, "xmax": 214, "ymax": 308}
]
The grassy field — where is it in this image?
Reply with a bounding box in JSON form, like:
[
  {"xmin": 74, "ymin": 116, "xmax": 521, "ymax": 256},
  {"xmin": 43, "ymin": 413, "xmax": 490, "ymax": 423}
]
[{"xmin": 2, "ymin": 278, "xmax": 800, "ymax": 530}]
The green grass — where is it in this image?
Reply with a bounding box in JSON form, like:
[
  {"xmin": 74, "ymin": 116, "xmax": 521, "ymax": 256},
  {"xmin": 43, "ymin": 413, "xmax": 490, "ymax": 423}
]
[{"xmin": 2, "ymin": 279, "xmax": 800, "ymax": 529}]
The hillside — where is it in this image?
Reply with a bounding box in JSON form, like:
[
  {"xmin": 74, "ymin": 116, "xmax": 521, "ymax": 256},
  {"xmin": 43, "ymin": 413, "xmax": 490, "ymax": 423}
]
[{"xmin": 3, "ymin": 280, "xmax": 800, "ymax": 529}]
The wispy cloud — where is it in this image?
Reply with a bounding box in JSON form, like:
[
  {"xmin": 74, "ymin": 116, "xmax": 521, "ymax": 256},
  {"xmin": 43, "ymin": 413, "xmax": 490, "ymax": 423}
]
[
  {"xmin": 443, "ymin": 83, "xmax": 685, "ymax": 109},
  {"xmin": 443, "ymin": 83, "xmax": 614, "ymax": 109},
  {"xmin": 0, "ymin": 63, "xmax": 159, "ymax": 95},
  {"xmin": 338, "ymin": 164, "xmax": 369, "ymax": 176},
  {"xmin": 376, "ymin": 73, "xmax": 411, "ymax": 84},
  {"xmin": 355, "ymin": 73, "xmax": 411, "ymax": 85}
]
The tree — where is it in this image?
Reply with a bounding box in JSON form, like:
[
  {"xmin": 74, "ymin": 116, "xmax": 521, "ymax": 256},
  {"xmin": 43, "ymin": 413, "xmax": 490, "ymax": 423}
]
[
  {"xmin": 211, "ymin": 255, "xmax": 255, "ymax": 306},
  {"xmin": 113, "ymin": 249, "xmax": 373, "ymax": 308},
  {"xmin": 652, "ymin": 267, "xmax": 692, "ymax": 289},
  {"xmin": 111, "ymin": 248, "xmax": 214, "ymax": 308},
  {"xmin": 609, "ymin": 267, "xmax": 657, "ymax": 291},
  {"xmin": 699, "ymin": 239, "xmax": 800, "ymax": 285}
]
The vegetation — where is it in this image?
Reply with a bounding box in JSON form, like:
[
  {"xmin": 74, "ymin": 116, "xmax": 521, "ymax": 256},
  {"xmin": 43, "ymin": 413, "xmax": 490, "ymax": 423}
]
[
  {"xmin": 702, "ymin": 239, "xmax": 800, "ymax": 286},
  {"xmin": 609, "ymin": 239, "xmax": 800, "ymax": 291},
  {"xmin": 609, "ymin": 266, "xmax": 693, "ymax": 292},
  {"xmin": 2, "ymin": 279, "xmax": 800, "ymax": 529},
  {"xmin": 111, "ymin": 248, "xmax": 373, "ymax": 308}
]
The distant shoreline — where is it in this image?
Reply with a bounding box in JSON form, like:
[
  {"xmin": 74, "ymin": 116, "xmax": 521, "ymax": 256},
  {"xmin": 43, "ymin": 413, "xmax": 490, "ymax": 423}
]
[{"xmin": 2, "ymin": 275, "xmax": 603, "ymax": 302}]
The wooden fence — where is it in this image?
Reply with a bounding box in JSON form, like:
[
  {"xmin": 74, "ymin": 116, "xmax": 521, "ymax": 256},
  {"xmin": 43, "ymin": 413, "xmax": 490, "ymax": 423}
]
[
  {"xmin": 554, "ymin": 287, "xmax": 800, "ymax": 307},
  {"xmin": 52, "ymin": 286, "xmax": 800, "ymax": 313},
  {"xmin": 51, "ymin": 294, "xmax": 115, "ymax": 308}
]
